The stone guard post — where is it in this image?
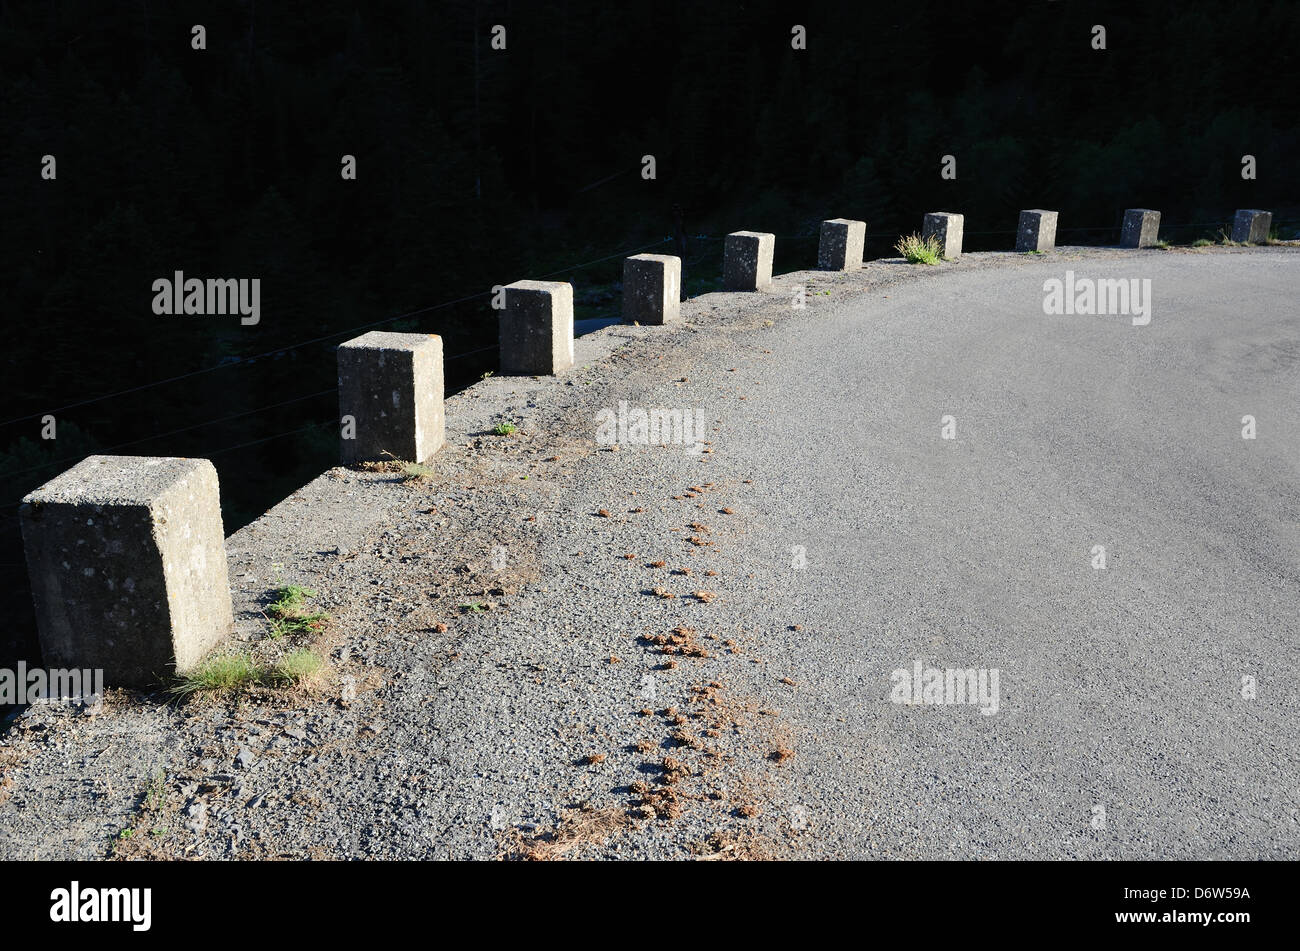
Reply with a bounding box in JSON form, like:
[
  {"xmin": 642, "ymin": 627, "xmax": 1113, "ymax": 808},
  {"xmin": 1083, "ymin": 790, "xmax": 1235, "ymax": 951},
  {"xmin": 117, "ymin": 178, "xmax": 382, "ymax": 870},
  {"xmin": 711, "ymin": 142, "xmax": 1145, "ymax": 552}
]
[
  {"xmin": 818, "ymin": 219, "xmax": 866, "ymax": 270},
  {"xmin": 922, "ymin": 213, "xmax": 964, "ymax": 260},
  {"xmin": 19, "ymin": 455, "xmax": 234, "ymax": 687},
  {"xmin": 1016, "ymin": 210, "xmax": 1059, "ymax": 252},
  {"xmin": 623, "ymin": 254, "xmax": 681, "ymax": 325},
  {"xmin": 1231, "ymin": 209, "xmax": 1272, "ymax": 244},
  {"xmin": 500, "ymin": 280, "xmax": 574, "ymax": 375},
  {"xmin": 338, "ymin": 331, "xmax": 445, "ymax": 464},
  {"xmin": 1121, "ymin": 209, "xmax": 1161, "ymax": 248},
  {"xmin": 723, "ymin": 232, "xmax": 775, "ymax": 290}
]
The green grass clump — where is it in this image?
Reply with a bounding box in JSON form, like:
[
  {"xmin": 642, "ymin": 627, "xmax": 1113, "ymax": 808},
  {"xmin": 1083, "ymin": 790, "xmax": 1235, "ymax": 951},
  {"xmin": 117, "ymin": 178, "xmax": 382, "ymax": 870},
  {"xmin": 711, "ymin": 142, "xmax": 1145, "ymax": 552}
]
[
  {"xmin": 170, "ymin": 653, "xmax": 263, "ymax": 696},
  {"xmin": 268, "ymin": 649, "xmax": 325, "ymax": 685},
  {"xmin": 266, "ymin": 584, "xmax": 330, "ymax": 638},
  {"xmin": 399, "ymin": 461, "xmax": 434, "ymax": 482},
  {"xmin": 1192, "ymin": 238, "xmax": 1213, "ymax": 247},
  {"xmin": 895, "ymin": 232, "xmax": 943, "ymax": 265},
  {"xmin": 171, "ymin": 649, "xmax": 326, "ymax": 697},
  {"xmin": 144, "ymin": 769, "xmax": 167, "ymax": 811},
  {"xmin": 492, "ymin": 422, "xmax": 517, "ymax": 436}
]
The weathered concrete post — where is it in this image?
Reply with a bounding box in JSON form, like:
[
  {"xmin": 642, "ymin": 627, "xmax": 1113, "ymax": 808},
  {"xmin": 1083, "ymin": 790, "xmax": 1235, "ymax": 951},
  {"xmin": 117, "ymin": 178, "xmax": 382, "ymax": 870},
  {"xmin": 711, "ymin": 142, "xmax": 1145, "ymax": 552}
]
[
  {"xmin": 723, "ymin": 231, "xmax": 775, "ymax": 290},
  {"xmin": 338, "ymin": 331, "xmax": 445, "ymax": 464},
  {"xmin": 1016, "ymin": 210, "xmax": 1058, "ymax": 252},
  {"xmin": 818, "ymin": 219, "xmax": 866, "ymax": 270},
  {"xmin": 1231, "ymin": 209, "xmax": 1272, "ymax": 244},
  {"xmin": 623, "ymin": 254, "xmax": 681, "ymax": 325},
  {"xmin": 500, "ymin": 280, "xmax": 574, "ymax": 375},
  {"xmin": 1121, "ymin": 209, "xmax": 1161, "ymax": 248},
  {"xmin": 922, "ymin": 213, "xmax": 964, "ymax": 260},
  {"xmin": 19, "ymin": 455, "xmax": 233, "ymax": 687}
]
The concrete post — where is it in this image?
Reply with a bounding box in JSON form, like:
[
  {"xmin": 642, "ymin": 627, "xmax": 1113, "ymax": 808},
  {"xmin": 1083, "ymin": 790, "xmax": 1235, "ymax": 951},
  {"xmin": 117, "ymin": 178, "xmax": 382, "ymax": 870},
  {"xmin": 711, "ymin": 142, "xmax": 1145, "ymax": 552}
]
[
  {"xmin": 723, "ymin": 232, "xmax": 775, "ymax": 290},
  {"xmin": 1016, "ymin": 210, "xmax": 1059, "ymax": 252},
  {"xmin": 338, "ymin": 331, "xmax": 445, "ymax": 464},
  {"xmin": 500, "ymin": 280, "xmax": 574, "ymax": 375},
  {"xmin": 19, "ymin": 455, "xmax": 233, "ymax": 687},
  {"xmin": 818, "ymin": 219, "xmax": 866, "ymax": 270},
  {"xmin": 1121, "ymin": 209, "xmax": 1161, "ymax": 248},
  {"xmin": 1231, "ymin": 209, "xmax": 1272, "ymax": 244},
  {"xmin": 922, "ymin": 213, "xmax": 964, "ymax": 260},
  {"xmin": 623, "ymin": 254, "xmax": 681, "ymax": 325}
]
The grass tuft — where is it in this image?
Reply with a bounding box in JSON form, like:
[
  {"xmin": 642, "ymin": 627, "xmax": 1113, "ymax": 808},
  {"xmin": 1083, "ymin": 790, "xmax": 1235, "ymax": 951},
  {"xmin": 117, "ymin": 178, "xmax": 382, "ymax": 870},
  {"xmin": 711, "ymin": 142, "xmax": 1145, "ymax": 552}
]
[
  {"xmin": 492, "ymin": 422, "xmax": 517, "ymax": 436},
  {"xmin": 399, "ymin": 461, "xmax": 434, "ymax": 483},
  {"xmin": 895, "ymin": 232, "xmax": 943, "ymax": 265},
  {"xmin": 266, "ymin": 584, "xmax": 330, "ymax": 638},
  {"xmin": 268, "ymin": 649, "xmax": 325, "ymax": 685},
  {"xmin": 169, "ymin": 653, "xmax": 262, "ymax": 696},
  {"xmin": 170, "ymin": 649, "xmax": 327, "ymax": 697}
]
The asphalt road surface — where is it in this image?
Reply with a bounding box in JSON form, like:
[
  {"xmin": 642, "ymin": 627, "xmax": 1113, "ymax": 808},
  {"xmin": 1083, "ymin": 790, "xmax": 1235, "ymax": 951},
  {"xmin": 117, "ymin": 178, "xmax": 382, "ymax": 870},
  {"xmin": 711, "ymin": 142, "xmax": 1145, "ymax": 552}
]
[{"xmin": 683, "ymin": 247, "xmax": 1300, "ymax": 857}]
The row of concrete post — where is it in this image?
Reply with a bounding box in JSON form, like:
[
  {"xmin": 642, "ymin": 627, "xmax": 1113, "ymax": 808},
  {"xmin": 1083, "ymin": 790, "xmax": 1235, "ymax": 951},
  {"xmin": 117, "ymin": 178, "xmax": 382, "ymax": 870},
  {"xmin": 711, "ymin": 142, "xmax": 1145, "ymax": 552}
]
[
  {"xmin": 17, "ymin": 207, "xmax": 1277, "ymax": 687},
  {"xmin": 933, "ymin": 207, "xmax": 1274, "ymax": 256}
]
